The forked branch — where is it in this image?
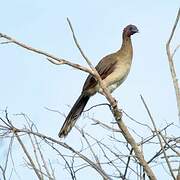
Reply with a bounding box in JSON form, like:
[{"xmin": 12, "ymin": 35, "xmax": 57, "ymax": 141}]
[{"xmin": 166, "ymin": 8, "xmax": 180, "ymax": 122}]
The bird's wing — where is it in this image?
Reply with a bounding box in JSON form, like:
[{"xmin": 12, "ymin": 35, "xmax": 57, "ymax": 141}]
[{"xmin": 83, "ymin": 53, "xmax": 117, "ymax": 91}]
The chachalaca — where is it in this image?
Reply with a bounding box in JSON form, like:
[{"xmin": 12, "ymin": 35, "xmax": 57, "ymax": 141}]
[{"xmin": 58, "ymin": 24, "xmax": 138, "ymax": 138}]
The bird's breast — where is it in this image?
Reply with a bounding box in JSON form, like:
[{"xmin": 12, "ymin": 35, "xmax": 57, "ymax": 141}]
[{"xmin": 99, "ymin": 62, "xmax": 131, "ymax": 93}]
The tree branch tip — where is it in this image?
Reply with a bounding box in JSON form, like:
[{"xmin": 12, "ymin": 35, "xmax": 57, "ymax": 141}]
[
  {"xmin": 66, "ymin": 18, "xmax": 72, "ymax": 28},
  {"xmin": 178, "ymin": 8, "xmax": 180, "ymax": 14},
  {"xmin": 140, "ymin": 95, "xmax": 146, "ymax": 104},
  {"xmin": 66, "ymin": 17, "xmax": 70, "ymax": 22},
  {"xmin": 1, "ymin": 40, "xmax": 13, "ymax": 44},
  {"xmin": 172, "ymin": 44, "xmax": 180, "ymax": 58},
  {"xmin": 46, "ymin": 57, "xmax": 64, "ymax": 65}
]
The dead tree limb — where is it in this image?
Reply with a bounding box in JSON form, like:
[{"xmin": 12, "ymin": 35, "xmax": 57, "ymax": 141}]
[
  {"xmin": 141, "ymin": 95, "xmax": 176, "ymax": 180},
  {"xmin": 166, "ymin": 8, "xmax": 180, "ymax": 122}
]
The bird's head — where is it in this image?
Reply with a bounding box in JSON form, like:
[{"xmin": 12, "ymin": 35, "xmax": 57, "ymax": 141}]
[{"xmin": 123, "ymin": 25, "xmax": 139, "ymax": 37}]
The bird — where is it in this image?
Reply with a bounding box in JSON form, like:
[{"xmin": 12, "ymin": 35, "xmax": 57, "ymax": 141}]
[{"xmin": 58, "ymin": 24, "xmax": 138, "ymax": 138}]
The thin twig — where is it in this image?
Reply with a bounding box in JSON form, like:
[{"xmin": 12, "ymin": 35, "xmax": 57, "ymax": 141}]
[
  {"xmin": 123, "ymin": 110, "xmax": 152, "ymax": 131},
  {"xmin": 89, "ymin": 117, "xmax": 121, "ymax": 132},
  {"xmin": 0, "ymin": 32, "xmax": 94, "ymax": 75},
  {"xmin": 166, "ymin": 8, "xmax": 180, "ymax": 122},
  {"xmin": 27, "ymin": 133, "xmax": 44, "ymax": 179},
  {"xmin": 0, "ymin": 165, "xmax": 7, "ymax": 180},
  {"xmin": 140, "ymin": 95, "xmax": 176, "ymax": 180},
  {"xmin": 83, "ymin": 103, "xmax": 111, "ymax": 112},
  {"xmin": 159, "ymin": 132, "xmax": 180, "ymax": 156},
  {"xmin": 12, "ymin": 127, "xmax": 111, "ymax": 180},
  {"xmin": 80, "ymin": 129, "xmax": 105, "ymax": 178},
  {"xmin": 45, "ymin": 141, "xmax": 76, "ymax": 180},
  {"xmin": 34, "ymin": 135, "xmax": 52, "ymax": 179},
  {"xmin": 139, "ymin": 123, "xmax": 173, "ymax": 146},
  {"xmin": 97, "ymin": 142, "xmax": 124, "ymax": 179},
  {"xmin": 14, "ymin": 133, "xmax": 43, "ymax": 180},
  {"xmin": 172, "ymin": 44, "xmax": 180, "ymax": 58},
  {"xmin": 83, "ymin": 131, "xmax": 140, "ymax": 177},
  {"xmin": 48, "ymin": 160, "xmax": 56, "ymax": 180},
  {"xmin": 67, "ymin": 18, "xmax": 95, "ymax": 70},
  {"xmin": 123, "ymin": 148, "xmax": 133, "ymax": 179}
]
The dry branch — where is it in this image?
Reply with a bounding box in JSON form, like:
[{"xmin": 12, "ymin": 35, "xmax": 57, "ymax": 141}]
[
  {"xmin": 0, "ymin": 33, "xmax": 94, "ymax": 76},
  {"xmin": 141, "ymin": 95, "xmax": 176, "ymax": 180},
  {"xmin": 166, "ymin": 8, "xmax": 180, "ymax": 122},
  {"xmin": 17, "ymin": 128, "xmax": 111, "ymax": 180},
  {"xmin": 15, "ymin": 133, "xmax": 43, "ymax": 179},
  {"xmin": 0, "ymin": 108, "xmax": 179, "ymax": 179}
]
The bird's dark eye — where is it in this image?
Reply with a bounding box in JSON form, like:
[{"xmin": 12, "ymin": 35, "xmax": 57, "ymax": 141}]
[{"xmin": 130, "ymin": 26, "xmax": 135, "ymax": 32}]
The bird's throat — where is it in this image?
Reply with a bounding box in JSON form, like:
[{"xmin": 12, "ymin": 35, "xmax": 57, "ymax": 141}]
[{"xmin": 121, "ymin": 35, "xmax": 132, "ymax": 52}]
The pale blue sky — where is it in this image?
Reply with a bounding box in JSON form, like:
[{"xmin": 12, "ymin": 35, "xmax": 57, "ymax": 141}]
[{"xmin": 0, "ymin": 1, "xmax": 180, "ymax": 179}]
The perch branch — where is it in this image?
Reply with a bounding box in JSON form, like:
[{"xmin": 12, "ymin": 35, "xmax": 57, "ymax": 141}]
[
  {"xmin": 0, "ymin": 33, "xmax": 94, "ymax": 76},
  {"xmin": 166, "ymin": 8, "xmax": 180, "ymax": 122}
]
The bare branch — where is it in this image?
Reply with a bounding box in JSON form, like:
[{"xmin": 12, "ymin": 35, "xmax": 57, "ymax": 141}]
[
  {"xmin": 45, "ymin": 141, "xmax": 76, "ymax": 180},
  {"xmin": 139, "ymin": 123, "xmax": 173, "ymax": 146},
  {"xmin": 166, "ymin": 8, "xmax": 180, "ymax": 122},
  {"xmin": 89, "ymin": 117, "xmax": 121, "ymax": 132},
  {"xmin": 167, "ymin": 8, "xmax": 180, "ymax": 45},
  {"xmin": 14, "ymin": 133, "xmax": 43, "ymax": 180},
  {"xmin": 79, "ymin": 129, "xmax": 106, "ymax": 179},
  {"xmin": 34, "ymin": 135, "xmax": 52, "ymax": 179},
  {"xmin": 12, "ymin": 128, "xmax": 111, "ymax": 180},
  {"xmin": 123, "ymin": 148, "xmax": 133, "ymax": 179},
  {"xmin": 83, "ymin": 103, "xmax": 111, "ymax": 112},
  {"xmin": 159, "ymin": 132, "xmax": 180, "ymax": 157},
  {"xmin": 141, "ymin": 95, "xmax": 176, "ymax": 180},
  {"xmin": 123, "ymin": 110, "xmax": 152, "ymax": 131},
  {"xmin": 82, "ymin": 131, "xmax": 141, "ymax": 177},
  {"xmin": 27, "ymin": 133, "xmax": 44, "ymax": 179},
  {"xmin": 172, "ymin": 44, "xmax": 180, "ymax": 58},
  {"xmin": 0, "ymin": 165, "xmax": 7, "ymax": 180},
  {"xmin": 67, "ymin": 18, "xmax": 94, "ymax": 70},
  {"xmin": 0, "ymin": 33, "xmax": 94, "ymax": 75},
  {"xmin": 1, "ymin": 107, "xmax": 179, "ymax": 179}
]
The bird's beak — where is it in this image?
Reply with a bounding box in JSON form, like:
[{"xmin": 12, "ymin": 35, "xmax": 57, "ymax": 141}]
[
  {"xmin": 135, "ymin": 29, "xmax": 139, "ymax": 33},
  {"xmin": 132, "ymin": 28, "xmax": 139, "ymax": 34}
]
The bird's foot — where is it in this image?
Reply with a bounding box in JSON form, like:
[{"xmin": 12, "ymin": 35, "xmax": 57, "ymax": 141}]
[{"xmin": 111, "ymin": 97, "xmax": 118, "ymax": 108}]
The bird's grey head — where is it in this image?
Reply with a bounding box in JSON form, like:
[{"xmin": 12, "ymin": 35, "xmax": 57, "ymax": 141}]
[{"xmin": 123, "ymin": 25, "xmax": 139, "ymax": 37}]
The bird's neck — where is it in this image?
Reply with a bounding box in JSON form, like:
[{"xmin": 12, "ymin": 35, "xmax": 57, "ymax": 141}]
[
  {"xmin": 115, "ymin": 34, "xmax": 133, "ymax": 63},
  {"xmin": 120, "ymin": 34, "xmax": 133, "ymax": 53}
]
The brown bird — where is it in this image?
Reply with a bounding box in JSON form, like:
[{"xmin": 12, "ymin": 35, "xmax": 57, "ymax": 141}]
[{"xmin": 59, "ymin": 24, "xmax": 138, "ymax": 138}]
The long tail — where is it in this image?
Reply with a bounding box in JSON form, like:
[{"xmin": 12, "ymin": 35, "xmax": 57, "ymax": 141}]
[{"xmin": 58, "ymin": 94, "xmax": 90, "ymax": 138}]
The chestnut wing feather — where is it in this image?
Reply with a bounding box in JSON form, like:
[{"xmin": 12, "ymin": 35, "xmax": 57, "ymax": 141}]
[{"xmin": 83, "ymin": 54, "xmax": 117, "ymax": 91}]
